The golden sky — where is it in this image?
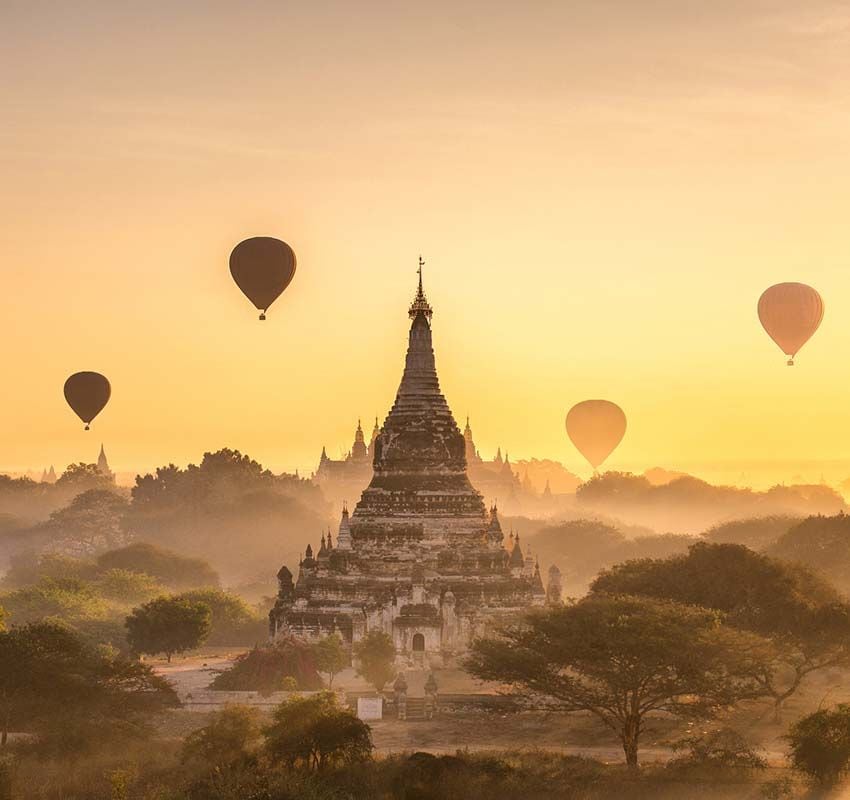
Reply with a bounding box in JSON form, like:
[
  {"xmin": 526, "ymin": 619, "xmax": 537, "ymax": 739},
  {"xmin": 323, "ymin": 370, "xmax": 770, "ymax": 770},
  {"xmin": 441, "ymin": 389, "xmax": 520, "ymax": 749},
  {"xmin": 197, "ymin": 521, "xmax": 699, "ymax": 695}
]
[{"xmin": 2, "ymin": 1, "xmax": 850, "ymax": 486}]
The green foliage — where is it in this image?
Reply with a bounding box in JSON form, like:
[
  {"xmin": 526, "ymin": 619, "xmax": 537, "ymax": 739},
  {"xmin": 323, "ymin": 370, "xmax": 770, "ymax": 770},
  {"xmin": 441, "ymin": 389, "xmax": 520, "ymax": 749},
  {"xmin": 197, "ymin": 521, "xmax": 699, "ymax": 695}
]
[
  {"xmin": 591, "ymin": 542, "xmax": 850, "ymax": 713},
  {"xmin": 312, "ymin": 634, "xmax": 348, "ymax": 688},
  {"xmin": 182, "ymin": 705, "xmax": 262, "ymax": 767},
  {"xmin": 96, "ymin": 568, "xmax": 164, "ymax": 604},
  {"xmin": 353, "ymin": 630, "xmax": 396, "ymax": 692},
  {"xmin": 210, "ymin": 638, "xmax": 322, "ymax": 694},
  {"xmin": 786, "ymin": 704, "xmax": 850, "ymax": 787},
  {"xmin": 2, "ymin": 551, "xmax": 97, "ymax": 589},
  {"xmin": 0, "ymin": 621, "xmax": 178, "ymax": 751},
  {"xmin": 125, "ymin": 597, "xmax": 212, "ymax": 662},
  {"xmin": 98, "ymin": 542, "xmax": 220, "ymax": 590},
  {"xmin": 466, "ymin": 595, "xmax": 768, "ymax": 767},
  {"xmin": 770, "ymin": 513, "xmax": 850, "ymax": 593},
  {"xmin": 264, "ymin": 691, "xmax": 373, "ymax": 771},
  {"xmin": 0, "ymin": 577, "xmax": 110, "ymax": 625},
  {"xmin": 172, "ymin": 588, "xmax": 266, "ymax": 646}
]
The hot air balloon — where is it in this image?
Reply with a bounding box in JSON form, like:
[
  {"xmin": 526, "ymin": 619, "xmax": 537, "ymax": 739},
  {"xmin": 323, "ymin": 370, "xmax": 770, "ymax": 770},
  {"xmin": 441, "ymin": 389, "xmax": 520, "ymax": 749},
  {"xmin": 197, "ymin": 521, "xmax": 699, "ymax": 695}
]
[
  {"xmin": 229, "ymin": 237, "xmax": 296, "ymax": 320},
  {"xmin": 758, "ymin": 282, "xmax": 824, "ymax": 366},
  {"xmin": 566, "ymin": 400, "xmax": 626, "ymax": 471},
  {"xmin": 64, "ymin": 372, "xmax": 111, "ymax": 430}
]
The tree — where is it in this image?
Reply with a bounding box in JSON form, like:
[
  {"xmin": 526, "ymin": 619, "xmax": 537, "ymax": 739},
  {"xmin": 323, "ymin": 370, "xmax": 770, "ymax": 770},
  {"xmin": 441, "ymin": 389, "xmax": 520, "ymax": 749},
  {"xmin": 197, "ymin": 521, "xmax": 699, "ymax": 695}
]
[
  {"xmin": 264, "ymin": 692, "xmax": 372, "ymax": 771},
  {"xmin": 125, "ymin": 449, "xmax": 329, "ymax": 582},
  {"xmin": 313, "ymin": 634, "xmax": 348, "ymax": 689},
  {"xmin": 703, "ymin": 515, "xmax": 799, "ymax": 551},
  {"xmin": 786, "ymin": 705, "xmax": 850, "ymax": 788},
  {"xmin": 466, "ymin": 595, "xmax": 767, "ymax": 768},
  {"xmin": 770, "ymin": 513, "xmax": 850, "ymax": 594},
  {"xmin": 125, "ymin": 597, "xmax": 211, "ymax": 662},
  {"xmin": 0, "ymin": 621, "xmax": 177, "ymax": 750},
  {"xmin": 45, "ymin": 488, "xmax": 129, "ymax": 552},
  {"xmin": 97, "ymin": 542, "xmax": 220, "ymax": 590},
  {"xmin": 353, "ymin": 631, "xmax": 396, "ymax": 692},
  {"xmin": 210, "ymin": 638, "xmax": 322, "ymax": 694},
  {"xmin": 173, "ymin": 588, "xmax": 266, "ymax": 646},
  {"xmin": 182, "ymin": 704, "xmax": 262, "ymax": 767},
  {"xmin": 591, "ymin": 542, "xmax": 850, "ymax": 717}
]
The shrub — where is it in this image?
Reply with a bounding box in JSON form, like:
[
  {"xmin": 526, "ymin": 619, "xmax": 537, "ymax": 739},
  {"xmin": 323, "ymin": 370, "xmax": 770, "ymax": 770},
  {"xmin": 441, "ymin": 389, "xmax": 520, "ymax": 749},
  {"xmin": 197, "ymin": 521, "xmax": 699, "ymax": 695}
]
[
  {"xmin": 787, "ymin": 704, "xmax": 850, "ymax": 786},
  {"xmin": 210, "ymin": 638, "xmax": 322, "ymax": 694}
]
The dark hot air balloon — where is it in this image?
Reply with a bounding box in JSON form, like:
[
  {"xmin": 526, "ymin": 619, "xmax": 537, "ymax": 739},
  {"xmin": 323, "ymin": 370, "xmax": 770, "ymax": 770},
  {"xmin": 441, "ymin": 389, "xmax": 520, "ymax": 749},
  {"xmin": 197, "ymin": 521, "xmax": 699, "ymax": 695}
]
[
  {"xmin": 757, "ymin": 282, "xmax": 824, "ymax": 366},
  {"xmin": 566, "ymin": 400, "xmax": 626, "ymax": 471},
  {"xmin": 229, "ymin": 237, "xmax": 296, "ymax": 320},
  {"xmin": 64, "ymin": 372, "xmax": 111, "ymax": 430}
]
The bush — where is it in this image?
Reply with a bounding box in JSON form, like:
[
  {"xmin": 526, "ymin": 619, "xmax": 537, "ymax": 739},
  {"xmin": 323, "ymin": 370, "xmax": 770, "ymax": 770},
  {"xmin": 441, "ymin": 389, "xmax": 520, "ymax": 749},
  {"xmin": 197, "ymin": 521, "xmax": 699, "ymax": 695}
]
[
  {"xmin": 787, "ymin": 704, "xmax": 850, "ymax": 787},
  {"xmin": 210, "ymin": 638, "xmax": 322, "ymax": 694},
  {"xmin": 173, "ymin": 588, "xmax": 267, "ymax": 646},
  {"xmin": 264, "ymin": 692, "xmax": 372, "ymax": 771},
  {"xmin": 667, "ymin": 728, "xmax": 767, "ymax": 773}
]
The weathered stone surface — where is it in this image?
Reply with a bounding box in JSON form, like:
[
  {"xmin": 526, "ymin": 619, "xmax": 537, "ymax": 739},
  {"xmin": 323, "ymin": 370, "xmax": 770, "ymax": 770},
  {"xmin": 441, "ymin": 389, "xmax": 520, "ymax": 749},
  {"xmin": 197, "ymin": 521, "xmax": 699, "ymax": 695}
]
[{"xmin": 270, "ymin": 272, "xmax": 545, "ymax": 663}]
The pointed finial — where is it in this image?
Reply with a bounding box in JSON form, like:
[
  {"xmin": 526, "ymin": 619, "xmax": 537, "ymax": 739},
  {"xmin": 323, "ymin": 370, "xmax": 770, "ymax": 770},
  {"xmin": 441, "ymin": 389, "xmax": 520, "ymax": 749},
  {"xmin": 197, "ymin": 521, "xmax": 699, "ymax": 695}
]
[{"xmin": 409, "ymin": 256, "xmax": 433, "ymax": 319}]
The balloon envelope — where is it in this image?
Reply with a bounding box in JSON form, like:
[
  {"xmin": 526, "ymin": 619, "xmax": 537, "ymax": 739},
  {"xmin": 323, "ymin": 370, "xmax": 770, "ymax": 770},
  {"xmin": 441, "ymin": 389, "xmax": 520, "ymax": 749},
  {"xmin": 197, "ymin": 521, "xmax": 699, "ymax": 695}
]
[
  {"xmin": 758, "ymin": 282, "xmax": 824, "ymax": 364},
  {"xmin": 229, "ymin": 237, "xmax": 296, "ymax": 318},
  {"xmin": 64, "ymin": 372, "xmax": 111, "ymax": 429},
  {"xmin": 566, "ymin": 400, "xmax": 627, "ymax": 470}
]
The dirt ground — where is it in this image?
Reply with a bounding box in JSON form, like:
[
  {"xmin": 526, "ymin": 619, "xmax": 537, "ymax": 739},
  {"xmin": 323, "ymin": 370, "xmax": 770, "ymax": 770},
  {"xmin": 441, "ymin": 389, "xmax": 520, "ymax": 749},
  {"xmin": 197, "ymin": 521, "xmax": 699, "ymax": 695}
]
[{"xmin": 151, "ymin": 650, "xmax": 850, "ymax": 767}]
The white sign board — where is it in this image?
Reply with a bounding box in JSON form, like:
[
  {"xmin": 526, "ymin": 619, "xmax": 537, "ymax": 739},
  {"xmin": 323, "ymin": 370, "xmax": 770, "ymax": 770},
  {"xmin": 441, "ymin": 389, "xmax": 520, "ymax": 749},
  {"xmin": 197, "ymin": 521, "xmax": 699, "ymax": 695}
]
[{"xmin": 357, "ymin": 696, "xmax": 383, "ymax": 721}]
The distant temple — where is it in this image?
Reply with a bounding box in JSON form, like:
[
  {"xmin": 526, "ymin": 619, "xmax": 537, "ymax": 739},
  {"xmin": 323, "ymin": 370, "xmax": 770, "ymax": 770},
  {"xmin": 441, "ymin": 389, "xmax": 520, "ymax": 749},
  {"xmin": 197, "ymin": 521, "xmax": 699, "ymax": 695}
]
[
  {"xmin": 314, "ymin": 416, "xmax": 526, "ymax": 512},
  {"xmin": 38, "ymin": 445, "xmax": 114, "ymax": 484},
  {"xmin": 96, "ymin": 444, "xmax": 114, "ymax": 480},
  {"xmin": 271, "ymin": 269, "xmax": 546, "ymax": 662},
  {"xmin": 312, "ymin": 420, "xmax": 379, "ymax": 509}
]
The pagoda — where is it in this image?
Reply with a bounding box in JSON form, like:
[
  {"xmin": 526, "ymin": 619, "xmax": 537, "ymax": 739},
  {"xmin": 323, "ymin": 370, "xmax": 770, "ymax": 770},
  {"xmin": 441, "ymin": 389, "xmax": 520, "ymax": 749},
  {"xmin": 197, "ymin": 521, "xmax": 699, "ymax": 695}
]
[{"xmin": 270, "ymin": 265, "xmax": 545, "ymax": 663}]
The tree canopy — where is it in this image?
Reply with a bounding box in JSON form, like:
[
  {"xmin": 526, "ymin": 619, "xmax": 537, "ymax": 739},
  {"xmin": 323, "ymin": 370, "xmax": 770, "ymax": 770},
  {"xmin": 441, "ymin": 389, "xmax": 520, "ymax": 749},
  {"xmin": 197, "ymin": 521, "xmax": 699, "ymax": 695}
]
[
  {"xmin": 312, "ymin": 633, "xmax": 348, "ymax": 689},
  {"xmin": 125, "ymin": 449, "xmax": 329, "ymax": 582},
  {"xmin": 125, "ymin": 597, "xmax": 212, "ymax": 662},
  {"xmin": 769, "ymin": 513, "xmax": 850, "ymax": 594},
  {"xmin": 466, "ymin": 595, "xmax": 768, "ymax": 767},
  {"xmin": 0, "ymin": 621, "xmax": 178, "ymax": 751},
  {"xmin": 591, "ymin": 541, "xmax": 850, "ymax": 714},
  {"xmin": 97, "ymin": 542, "xmax": 220, "ymax": 590},
  {"xmin": 210, "ymin": 638, "xmax": 322, "ymax": 694},
  {"xmin": 263, "ymin": 692, "xmax": 373, "ymax": 771},
  {"xmin": 353, "ymin": 631, "xmax": 396, "ymax": 692}
]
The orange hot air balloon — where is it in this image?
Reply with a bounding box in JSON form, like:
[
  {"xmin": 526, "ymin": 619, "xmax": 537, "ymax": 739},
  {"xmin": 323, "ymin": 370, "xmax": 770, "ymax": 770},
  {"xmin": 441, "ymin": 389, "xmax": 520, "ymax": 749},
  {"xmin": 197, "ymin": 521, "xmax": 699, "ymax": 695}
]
[
  {"xmin": 566, "ymin": 400, "xmax": 627, "ymax": 471},
  {"xmin": 230, "ymin": 237, "xmax": 296, "ymax": 320},
  {"xmin": 64, "ymin": 372, "xmax": 111, "ymax": 430},
  {"xmin": 758, "ymin": 282, "xmax": 824, "ymax": 366}
]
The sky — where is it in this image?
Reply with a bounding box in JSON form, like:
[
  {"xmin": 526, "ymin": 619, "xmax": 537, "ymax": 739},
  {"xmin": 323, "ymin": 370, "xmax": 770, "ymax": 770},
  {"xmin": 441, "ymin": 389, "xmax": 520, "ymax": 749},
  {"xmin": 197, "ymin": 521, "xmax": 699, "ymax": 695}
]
[{"xmin": 2, "ymin": 1, "xmax": 850, "ymax": 487}]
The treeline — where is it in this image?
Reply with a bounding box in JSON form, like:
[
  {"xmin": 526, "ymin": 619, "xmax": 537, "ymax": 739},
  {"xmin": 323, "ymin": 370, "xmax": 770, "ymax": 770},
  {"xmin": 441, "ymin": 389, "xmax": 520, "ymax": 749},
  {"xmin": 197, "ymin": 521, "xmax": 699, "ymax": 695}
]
[
  {"xmin": 0, "ymin": 448, "xmax": 331, "ymax": 583},
  {"xmin": 0, "ymin": 542, "xmax": 268, "ymax": 652},
  {"xmin": 575, "ymin": 471, "xmax": 845, "ymax": 533}
]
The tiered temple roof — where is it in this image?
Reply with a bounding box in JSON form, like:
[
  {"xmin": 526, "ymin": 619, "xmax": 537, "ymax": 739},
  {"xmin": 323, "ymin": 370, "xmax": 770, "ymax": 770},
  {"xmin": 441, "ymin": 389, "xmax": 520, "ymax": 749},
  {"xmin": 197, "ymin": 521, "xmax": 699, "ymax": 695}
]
[{"xmin": 270, "ymin": 267, "xmax": 545, "ymax": 661}]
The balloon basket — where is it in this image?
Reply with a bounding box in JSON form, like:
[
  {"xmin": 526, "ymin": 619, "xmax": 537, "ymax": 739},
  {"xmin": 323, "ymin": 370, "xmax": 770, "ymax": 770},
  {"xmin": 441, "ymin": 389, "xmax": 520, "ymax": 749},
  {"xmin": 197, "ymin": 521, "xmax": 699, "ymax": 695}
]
[
  {"xmin": 259, "ymin": 313, "xmax": 266, "ymax": 321},
  {"xmin": 786, "ymin": 359, "xmax": 794, "ymax": 366}
]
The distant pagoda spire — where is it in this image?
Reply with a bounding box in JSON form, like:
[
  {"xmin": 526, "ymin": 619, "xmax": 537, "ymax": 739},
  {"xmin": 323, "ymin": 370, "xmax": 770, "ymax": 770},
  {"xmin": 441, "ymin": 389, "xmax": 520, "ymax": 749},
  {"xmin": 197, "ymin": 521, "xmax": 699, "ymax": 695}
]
[{"xmin": 97, "ymin": 444, "xmax": 113, "ymax": 479}]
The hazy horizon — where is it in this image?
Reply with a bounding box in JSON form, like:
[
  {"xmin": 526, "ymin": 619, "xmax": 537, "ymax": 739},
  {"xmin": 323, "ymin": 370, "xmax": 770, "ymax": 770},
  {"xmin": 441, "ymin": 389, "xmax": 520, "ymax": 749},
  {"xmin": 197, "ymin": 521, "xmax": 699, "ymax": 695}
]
[{"xmin": 4, "ymin": 1, "xmax": 850, "ymax": 482}]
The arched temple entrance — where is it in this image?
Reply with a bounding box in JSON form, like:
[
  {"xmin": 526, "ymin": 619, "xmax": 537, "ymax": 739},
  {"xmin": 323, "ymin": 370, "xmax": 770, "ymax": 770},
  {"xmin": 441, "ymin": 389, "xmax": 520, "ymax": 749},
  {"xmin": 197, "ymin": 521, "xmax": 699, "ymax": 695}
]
[{"xmin": 412, "ymin": 633, "xmax": 425, "ymax": 652}]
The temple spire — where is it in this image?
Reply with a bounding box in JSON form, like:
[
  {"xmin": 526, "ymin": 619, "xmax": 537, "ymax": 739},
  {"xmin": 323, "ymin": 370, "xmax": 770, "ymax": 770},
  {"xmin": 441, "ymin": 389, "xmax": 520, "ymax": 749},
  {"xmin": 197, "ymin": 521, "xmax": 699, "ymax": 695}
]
[{"xmin": 408, "ymin": 256, "xmax": 433, "ymax": 320}]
